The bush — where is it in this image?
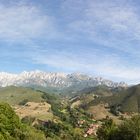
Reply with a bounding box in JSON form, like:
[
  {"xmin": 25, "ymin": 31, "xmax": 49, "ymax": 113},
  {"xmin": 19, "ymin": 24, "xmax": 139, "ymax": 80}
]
[
  {"xmin": 117, "ymin": 115, "xmax": 140, "ymax": 140},
  {"xmin": 0, "ymin": 103, "xmax": 46, "ymax": 140},
  {"xmin": 97, "ymin": 115, "xmax": 140, "ymax": 140},
  {"xmin": 97, "ymin": 119, "xmax": 117, "ymax": 140}
]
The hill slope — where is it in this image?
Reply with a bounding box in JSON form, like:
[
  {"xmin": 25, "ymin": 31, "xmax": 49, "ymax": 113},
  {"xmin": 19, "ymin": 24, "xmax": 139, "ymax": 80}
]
[
  {"xmin": 87, "ymin": 84, "xmax": 140, "ymax": 113},
  {"xmin": 0, "ymin": 86, "xmax": 44, "ymax": 105}
]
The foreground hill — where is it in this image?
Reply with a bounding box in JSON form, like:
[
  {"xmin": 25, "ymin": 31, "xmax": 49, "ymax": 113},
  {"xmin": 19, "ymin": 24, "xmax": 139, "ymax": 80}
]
[
  {"xmin": 0, "ymin": 86, "xmax": 100, "ymax": 139},
  {"xmin": 1, "ymin": 85, "xmax": 139, "ymax": 139}
]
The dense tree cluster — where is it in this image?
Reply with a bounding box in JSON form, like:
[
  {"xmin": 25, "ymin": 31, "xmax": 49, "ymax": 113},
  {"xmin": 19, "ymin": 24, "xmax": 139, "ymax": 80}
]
[{"xmin": 97, "ymin": 115, "xmax": 140, "ymax": 140}]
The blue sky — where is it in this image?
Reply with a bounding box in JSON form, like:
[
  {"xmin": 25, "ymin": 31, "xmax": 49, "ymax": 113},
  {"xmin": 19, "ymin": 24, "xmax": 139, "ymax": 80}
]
[{"xmin": 0, "ymin": 0, "xmax": 140, "ymax": 84}]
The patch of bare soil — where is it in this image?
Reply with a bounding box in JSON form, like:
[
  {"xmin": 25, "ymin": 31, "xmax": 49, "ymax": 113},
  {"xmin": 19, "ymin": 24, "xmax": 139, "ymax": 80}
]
[
  {"xmin": 15, "ymin": 102, "xmax": 53, "ymax": 121},
  {"xmin": 71, "ymin": 100, "xmax": 81, "ymax": 108}
]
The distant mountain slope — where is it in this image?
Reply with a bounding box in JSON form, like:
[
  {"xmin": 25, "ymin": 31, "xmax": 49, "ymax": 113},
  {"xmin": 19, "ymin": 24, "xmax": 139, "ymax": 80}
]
[
  {"xmin": 77, "ymin": 85, "xmax": 114, "ymax": 96},
  {"xmin": 87, "ymin": 84, "xmax": 140, "ymax": 113},
  {"xmin": 119, "ymin": 84, "xmax": 140, "ymax": 112},
  {"xmin": 0, "ymin": 71, "xmax": 127, "ymax": 94}
]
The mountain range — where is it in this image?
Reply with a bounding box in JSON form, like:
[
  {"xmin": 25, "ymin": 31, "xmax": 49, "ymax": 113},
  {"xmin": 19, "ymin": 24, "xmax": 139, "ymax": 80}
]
[{"xmin": 0, "ymin": 70, "xmax": 127, "ymax": 94}]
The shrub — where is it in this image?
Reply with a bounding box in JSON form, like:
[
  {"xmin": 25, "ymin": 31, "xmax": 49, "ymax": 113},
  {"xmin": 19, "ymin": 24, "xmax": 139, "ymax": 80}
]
[
  {"xmin": 97, "ymin": 115, "xmax": 140, "ymax": 140},
  {"xmin": 0, "ymin": 103, "xmax": 46, "ymax": 140}
]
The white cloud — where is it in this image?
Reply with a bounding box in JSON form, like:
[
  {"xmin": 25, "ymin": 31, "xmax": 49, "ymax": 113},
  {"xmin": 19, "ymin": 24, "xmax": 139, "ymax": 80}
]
[
  {"xmin": 65, "ymin": 0, "xmax": 140, "ymax": 56},
  {"xmin": 86, "ymin": 0, "xmax": 140, "ymax": 38},
  {"xmin": 0, "ymin": 3, "xmax": 55, "ymax": 42}
]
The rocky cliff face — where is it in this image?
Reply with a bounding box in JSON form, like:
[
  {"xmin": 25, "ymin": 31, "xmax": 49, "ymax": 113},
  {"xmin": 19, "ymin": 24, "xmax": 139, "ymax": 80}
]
[{"xmin": 0, "ymin": 71, "xmax": 127, "ymax": 89}]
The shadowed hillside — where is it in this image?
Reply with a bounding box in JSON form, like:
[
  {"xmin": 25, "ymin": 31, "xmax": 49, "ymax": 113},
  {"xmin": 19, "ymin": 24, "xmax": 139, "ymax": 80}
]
[{"xmin": 86, "ymin": 84, "xmax": 140, "ymax": 113}]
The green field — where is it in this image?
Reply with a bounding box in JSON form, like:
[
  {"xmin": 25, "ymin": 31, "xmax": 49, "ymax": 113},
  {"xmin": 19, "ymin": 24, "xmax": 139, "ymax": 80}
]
[{"xmin": 0, "ymin": 86, "xmax": 44, "ymax": 105}]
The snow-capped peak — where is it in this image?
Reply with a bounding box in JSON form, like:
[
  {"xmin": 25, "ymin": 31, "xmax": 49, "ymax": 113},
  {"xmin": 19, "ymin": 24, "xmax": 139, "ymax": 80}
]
[{"xmin": 0, "ymin": 71, "xmax": 127, "ymax": 88}]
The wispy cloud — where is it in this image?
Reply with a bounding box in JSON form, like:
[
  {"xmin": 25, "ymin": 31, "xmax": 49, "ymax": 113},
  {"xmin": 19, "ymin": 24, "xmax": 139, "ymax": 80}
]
[
  {"xmin": 65, "ymin": 0, "xmax": 140, "ymax": 55},
  {"xmin": 0, "ymin": 2, "xmax": 55, "ymax": 42}
]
